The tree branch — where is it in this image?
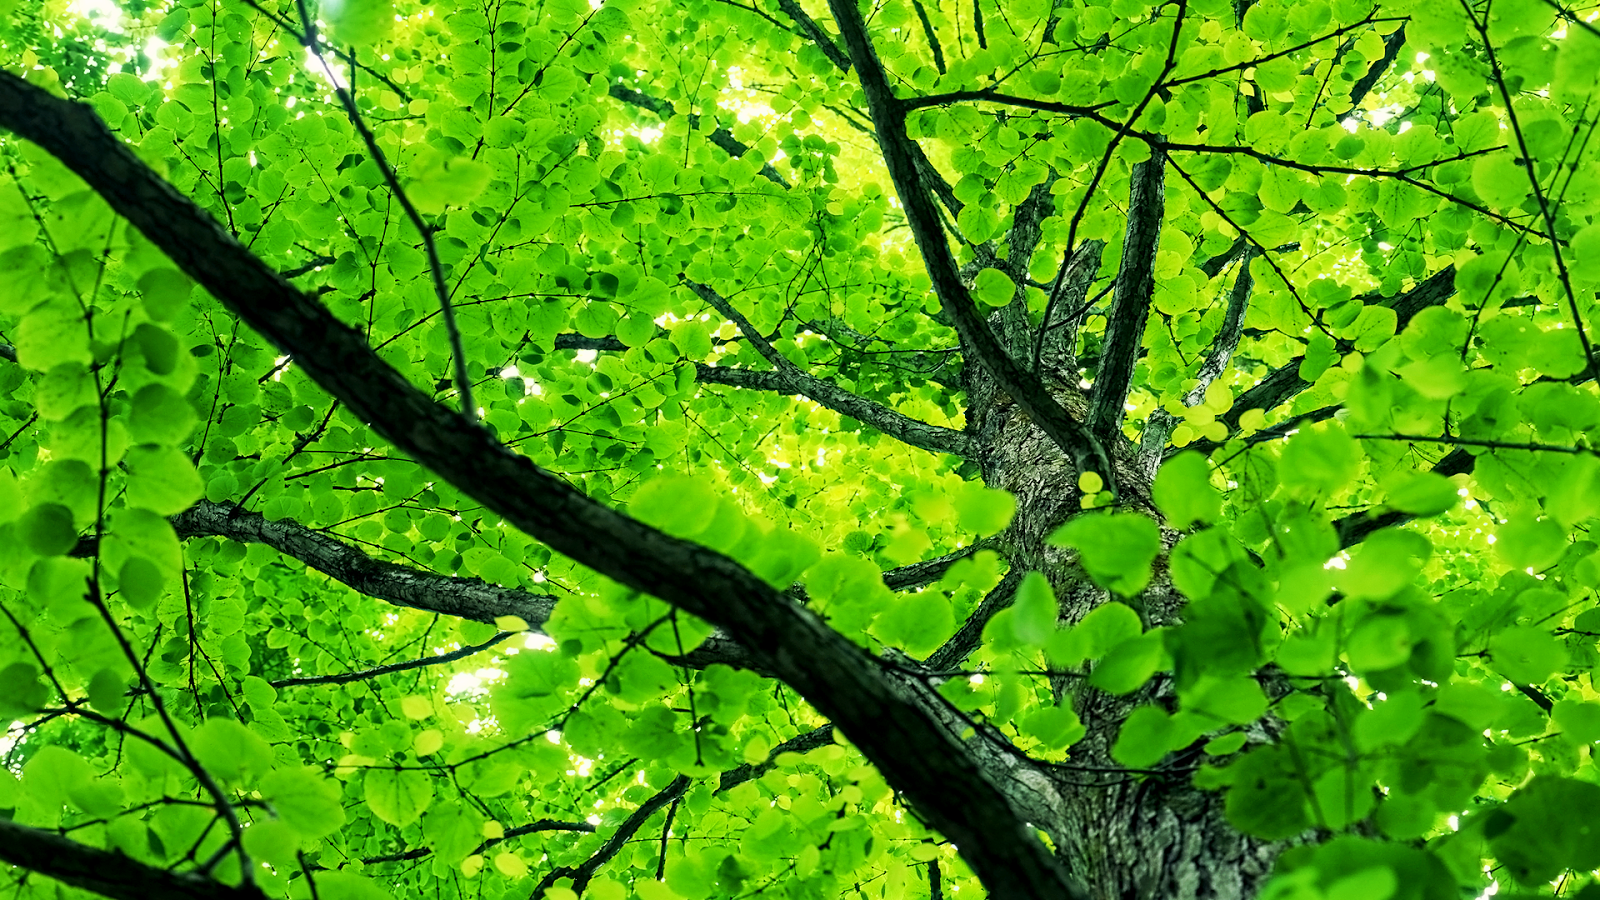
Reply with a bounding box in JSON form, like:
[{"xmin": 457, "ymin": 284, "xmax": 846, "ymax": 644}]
[
  {"xmin": 1038, "ymin": 240, "xmax": 1106, "ymax": 373},
  {"xmin": 1348, "ymin": 25, "xmax": 1407, "ymax": 111},
  {"xmin": 607, "ymin": 84, "xmax": 790, "ymax": 188},
  {"xmin": 1088, "ymin": 152, "xmax": 1165, "ymax": 443},
  {"xmin": 1140, "ymin": 249, "xmax": 1254, "ymax": 471},
  {"xmin": 824, "ymin": 0, "xmax": 1116, "ymax": 504},
  {"xmin": 1196, "ymin": 265, "xmax": 1458, "ymax": 448},
  {"xmin": 534, "ymin": 775, "xmax": 692, "ymax": 897},
  {"xmin": 362, "ymin": 819, "xmax": 595, "ymax": 865},
  {"xmin": 271, "ymin": 630, "xmax": 518, "ymax": 688},
  {"xmin": 168, "ymin": 502, "xmax": 561, "ymax": 626},
  {"xmin": 687, "ymin": 281, "xmax": 976, "ymax": 457},
  {"xmin": 777, "ymin": 0, "xmax": 852, "ymax": 71},
  {"xmin": 0, "ymin": 69, "xmax": 1066, "ymax": 900},
  {"xmin": 0, "ymin": 818, "xmax": 264, "ymax": 900}
]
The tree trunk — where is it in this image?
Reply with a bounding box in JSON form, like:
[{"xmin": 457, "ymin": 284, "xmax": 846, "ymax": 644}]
[{"xmin": 966, "ymin": 316, "xmax": 1287, "ymax": 899}]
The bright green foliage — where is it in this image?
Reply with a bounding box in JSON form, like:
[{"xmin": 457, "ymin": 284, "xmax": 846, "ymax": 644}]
[{"xmin": 2, "ymin": 0, "xmax": 1600, "ymax": 896}]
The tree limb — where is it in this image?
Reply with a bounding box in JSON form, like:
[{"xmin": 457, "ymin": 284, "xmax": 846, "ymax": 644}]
[
  {"xmin": 362, "ymin": 819, "xmax": 595, "ymax": 865},
  {"xmin": 1038, "ymin": 240, "xmax": 1106, "ymax": 373},
  {"xmin": 1202, "ymin": 265, "xmax": 1457, "ymax": 444},
  {"xmin": 0, "ymin": 818, "xmax": 264, "ymax": 900},
  {"xmin": 687, "ymin": 281, "xmax": 977, "ymax": 458},
  {"xmin": 777, "ymin": 0, "xmax": 852, "ymax": 71},
  {"xmin": 1141, "ymin": 249, "xmax": 1254, "ymax": 471},
  {"xmin": 0, "ymin": 66, "xmax": 1073, "ymax": 900},
  {"xmin": 607, "ymin": 84, "xmax": 790, "ymax": 188},
  {"xmin": 1348, "ymin": 25, "xmax": 1407, "ymax": 110},
  {"xmin": 824, "ymin": 0, "xmax": 1116, "ymax": 504},
  {"xmin": 534, "ymin": 775, "xmax": 693, "ymax": 897},
  {"xmin": 271, "ymin": 631, "xmax": 518, "ymax": 688},
  {"xmin": 1088, "ymin": 152, "xmax": 1165, "ymax": 444}
]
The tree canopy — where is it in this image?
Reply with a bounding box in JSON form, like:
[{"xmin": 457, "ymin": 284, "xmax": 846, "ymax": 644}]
[{"xmin": 1, "ymin": 0, "xmax": 1599, "ymax": 897}]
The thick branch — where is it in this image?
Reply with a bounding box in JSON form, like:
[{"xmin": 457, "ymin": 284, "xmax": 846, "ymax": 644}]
[
  {"xmin": 1141, "ymin": 250, "xmax": 1254, "ymax": 470},
  {"xmin": 0, "ymin": 70, "xmax": 1062, "ymax": 900},
  {"xmin": 1349, "ymin": 25, "xmax": 1407, "ymax": 110},
  {"xmin": 169, "ymin": 502, "xmax": 561, "ymax": 627},
  {"xmin": 1212, "ymin": 265, "xmax": 1457, "ymax": 439},
  {"xmin": 1088, "ymin": 153, "xmax": 1165, "ymax": 443},
  {"xmin": 777, "ymin": 0, "xmax": 852, "ymax": 71},
  {"xmin": 0, "ymin": 818, "xmax": 263, "ymax": 900},
  {"xmin": 688, "ymin": 282, "xmax": 976, "ymax": 457},
  {"xmin": 825, "ymin": 0, "xmax": 1115, "ymax": 505}
]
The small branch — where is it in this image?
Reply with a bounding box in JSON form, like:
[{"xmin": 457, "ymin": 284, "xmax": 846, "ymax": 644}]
[
  {"xmin": 553, "ymin": 333, "xmax": 628, "ymax": 352},
  {"xmin": 0, "ymin": 342, "xmax": 14, "ymax": 362},
  {"xmin": 292, "ymin": 1, "xmax": 474, "ymax": 417},
  {"xmin": 363, "ymin": 819, "xmax": 594, "ymax": 865},
  {"xmin": 1205, "ymin": 265, "xmax": 1458, "ymax": 442},
  {"xmin": 1087, "ymin": 152, "xmax": 1166, "ymax": 443},
  {"xmin": 162, "ymin": 501, "xmax": 561, "ymax": 628},
  {"xmin": 272, "ymin": 630, "xmax": 517, "ymax": 687},
  {"xmin": 1332, "ymin": 447, "xmax": 1473, "ymax": 547},
  {"xmin": 279, "ymin": 254, "xmax": 337, "ymax": 280},
  {"xmin": 883, "ymin": 536, "xmax": 1005, "ymax": 591},
  {"xmin": 534, "ymin": 776, "xmax": 693, "ymax": 897},
  {"xmin": 1468, "ymin": 2, "xmax": 1596, "ymax": 380},
  {"xmin": 1038, "ymin": 240, "xmax": 1106, "ymax": 372},
  {"xmin": 922, "ymin": 566, "xmax": 1022, "ymax": 672},
  {"xmin": 687, "ymin": 281, "xmax": 977, "ymax": 458},
  {"xmin": 607, "ymin": 84, "xmax": 790, "ymax": 188}
]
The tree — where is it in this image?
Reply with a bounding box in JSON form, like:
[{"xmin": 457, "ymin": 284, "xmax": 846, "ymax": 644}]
[{"xmin": 0, "ymin": 0, "xmax": 1598, "ymax": 896}]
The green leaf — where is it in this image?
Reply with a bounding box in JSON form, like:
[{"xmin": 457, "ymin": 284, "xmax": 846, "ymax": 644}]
[
  {"xmin": 1182, "ymin": 675, "xmax": 1267, "ymax": 725},
  {"xmin": 1111, "ymin": 706, "xmax": 1178, "ymax": 768},
  {"xmin": 190, "ymin": 719, "xmax": 274, "ymax": 786},
  {"xmin": 1049, "ymin": 513, "xmax": 1162, "ymax": 596},
  {"xmin": 1008, "ymin": 571, "xmax": 1058, "ymax": 647},
  {"xmin": 124, "ymin": 446, "xmax": 204, "ymax": 516},
  {"xmin": 1553, "ymin": 699, "xmax": 1600, "ymax": 743},
  {"xmin": 18, "ymin": 503, "xmax": 77, "ymax": 556},
  {"xmin": 1278, "ymin": 425, "xmax": 1362, "ymax": 498},
  {"xmin": 1050, "ymin": 601, "xmax": 1142, "ymax": 667},
  {"xmin": 262, "ymin": 767, "xmax": 346, "ymax": 838},
  {"xmin": 972, "ymin": 268, "xmax": 1015, "ymax": 307},
  {"xmin": 1019, "ymin": 701, "xmax": 1085, "ymax": 751},
  {"xmin": 1496, "ymin": 516, "xmax": 1567, "ymax": 571},
  {"xmin": 408, "ymin": 157, "xmax": 492, "ymax": 215},
  {"xmin": 1152, "ymin": 452, "xmax": 1221, "ymax": 529},
  {"xmin": 1089, "ymin": 631, "xmax": 1165, "ymax": 694},
  {"xmin": 1383, "ymin": 471, "xmax": 1459, "ymax": 516},
  {"xmin": 128, "ymin": 384, "xmax": 197, "ymax": 446},
  {"xmin": 1489, "ymin": 625, "xmax": 1567, "ymax": 684},
  {"xmin": 951, "ymin": 483, "xmax": 1016, "ymax": 535},
  {"xmin": 365, "ymin": 768, "xmax": 435, "ymax": 828},
  {"xmin": 1490, "ymin": 777, "xmax": 1600, "ymax": 884}
]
